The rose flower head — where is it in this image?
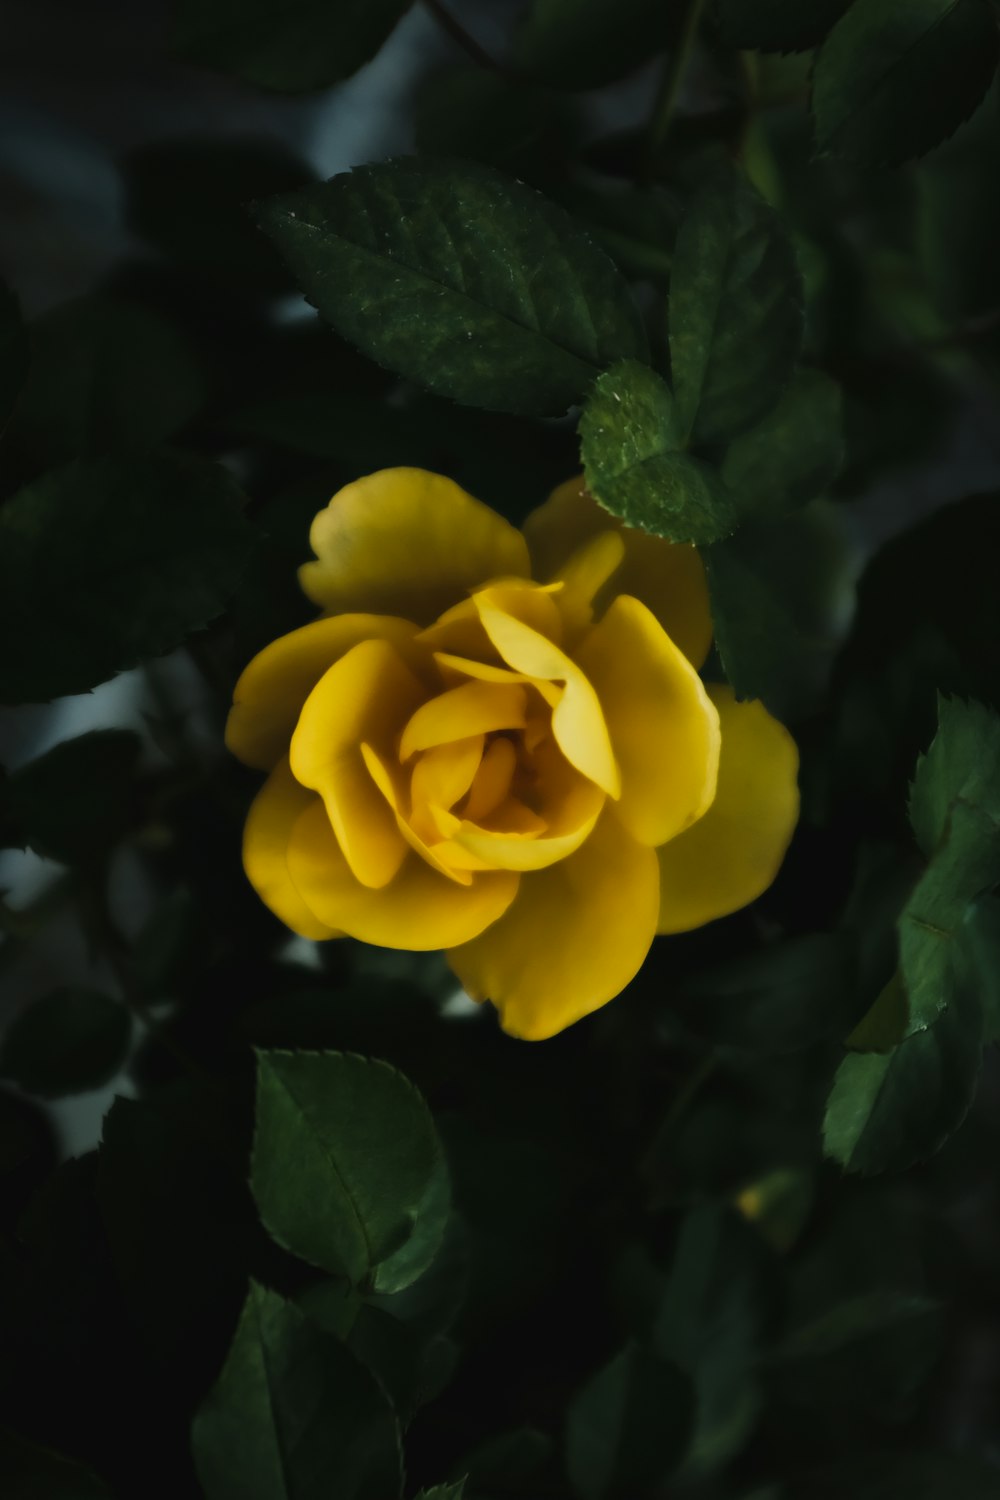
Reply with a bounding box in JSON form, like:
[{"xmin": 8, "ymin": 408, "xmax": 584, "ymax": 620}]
[{"xmin": 226, "ymin": 469, "xmax": 799, "ymax": 1039}]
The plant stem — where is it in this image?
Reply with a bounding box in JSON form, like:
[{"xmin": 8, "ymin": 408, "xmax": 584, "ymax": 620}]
[
  {"xmin": 645, "ymin": 0, "xmax": 708, "ymax": 172},
  {"xmin": 422, "ymin": 0, "xmax": 503, "ymax": 72}
]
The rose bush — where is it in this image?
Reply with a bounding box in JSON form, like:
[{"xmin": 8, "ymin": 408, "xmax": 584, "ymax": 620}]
[{"xmin": 226, "ymin": 468, "xmax": 799, "ymax": 1039}]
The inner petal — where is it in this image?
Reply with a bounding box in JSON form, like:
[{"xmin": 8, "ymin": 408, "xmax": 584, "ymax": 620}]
[
  {"xmin": 475, "ymin": 598, "xmax": 621, "ymax": 799},
  {"xmin": 289, "ymin": 638, "xmax": 422, "ymax": 889},
  {"xmin": 400, "ymin": 679, "xmax": 528, "ymax": 759},
  {"xmin": 409, "ymin": 736, "xmax": 484, "ymax": 842}
]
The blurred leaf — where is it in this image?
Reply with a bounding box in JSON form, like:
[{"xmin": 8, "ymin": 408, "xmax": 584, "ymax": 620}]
[
  {"xmin": 514, "ymin": 0, "xmax": 663, "ymax": 89},
  {"xmin": 415, "ymin": 67, "xmax": 578, "ymax": 188},
  {"xmin": 915, "ymin": 114, "xmax": 1000, "ymax": 322},
  {"xmin": 457, "ymin": 1426, "xmax": 552, "ymax": 1493},
  {"xmin": 720, "ymin": 369, "xmax": 843, "ymax": 521},
  {"xmin": 770, "ymin": 1290, "xmax": 945, "ymax": 1424},
  {"xmin": 257, "ymin": 157, "xmax": 647, "ymax": 416},
  {"xmin": 823, "ymin": 960, "xmax": 983, "ymax": 1173},
  {"xmin": 6, "ymin": 730, "xmax": 141, "ymax": 863},
  {"xmin": 566, "ymin": 1341, "xmax": 693, "ymax": 1499},
  {"xmin": 653, "ymin": 1207, "xmax": 767, "ymax": 1477},
  {"xmin": 679, "ymin": 933, "xmax": 862, "ymax": 1054},
  {"xmin": 0, "ymin": 1428, "xmax": 111, "ymax": 1498},
  {"xmin": 124, "ymin": 137, "xmax": 313, "ymax": 293},
  {"xmin": 173, "ymin": 0, "xmax": 414, "ymax": 92},
  {"xmin": 715, "ymin": 0, "xmax": 851, "ymax": 51},
  {"xmin": 0, "ymin": 989, "xmax": 129, "ymax": 1098},
  {"xmin": 812, "ymin": 0, "xmax": 999, "ymax": 167},
  {"xmin": 192, "ymin": 1282, "xmax": 402, "ymax": 1500},
  {"xmin": 555, "ymin": 182, "xmax": 679, "ymax": 282},
  {"xmin": 961, "ymin": 894, "xmax": 1000, "ymax": 1043},
  {"xmin": 706, "ymin": 501, "xmax": 854, "ymax": 720},
  {"xmin": 901, "ymin": 700, "xmax": 1000, "ymax": 1035},
  {"xmin": 669, "ymin": 168, "xmax": 803, "ymax": 445},
  {"xmin": 580, "ymin": 360, "xmax": 737, "ymax": 544},
  {"xmin": 0, "ymin": 279, "xmax": 28, "ymax": 432},
  {"xmin": 0, "ymin": 451, "xmax": 254, "ymax": 703},
  {"xmin": 10, "ymin": 295, "xmax": 206, "ymax": 467},
  {"xmin": 787, "ymin": 1449, "xmax": 1000, "ymax": 1498},
  {"xmin": 414, "ymin": 1484, "xmax": 466, "ymax": 1500},
  {"xmin": 252, "ymin": 1050, "xmax": 448, "ymax": 1291}
]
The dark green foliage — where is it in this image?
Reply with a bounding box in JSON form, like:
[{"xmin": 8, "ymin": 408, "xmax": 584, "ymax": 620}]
[
  {"xmin": 257, "ymin": 157, "xmax": 648, "ymax": 415},
  {"xmin": 565, "ymin": 1342, "xmax": 693, "ymax": 1498},
  {"xmin": 5, "ymin": 730, "xmax": 141, "ymax": 862},
  {"xmin": 580, "ymin": 360, "xmax": 737, "ymax": 544},
  {"xmin": 9, "ymin": 295, "xmax": 206, "ymax": 468},
  {"xmin": 812, "ymin": 0, "xmax": 1000, "ymax": 166},
  {"xmin": 715, "ymin": 0, "xmax": 851, "ymax": 51},
  {"xmin": 0, "ymin": 989, "xmax": 129, "ymax": 1097},
  {"xmin": 0, "ymin": 278, "xmax": 28, "ymax": 431},
  {"xmin": 514, "ymin": 0, "xmax": 665, "ymax": 90},
  {"xmin": 5, "ymin": 5, "xmax": 1000, "ymax": 1496},
  {"xmin": 172, "ymin": 0, "xmax": 415, "ymax": 92},
  {"xmin": 251, "ymin": 1049, "xmax": 448, "ymax": 1290},
  {"xmin": 669, "ymin": 168, "xmax": 803, "ymax": 445},
  {"xmin": 124, "ymin": 137, "xmax": 314, "ymax": 293},
  {"xmin": 191, "ymin": 1283, "xmax": 403, "ymax": 1499},
  {"xmin": 0, "ymin": 452, "xmax": 255, "ymax": 702},
  {"xmin": 706, "ymin": 501, "xmax": 853, "ymax": 719}
]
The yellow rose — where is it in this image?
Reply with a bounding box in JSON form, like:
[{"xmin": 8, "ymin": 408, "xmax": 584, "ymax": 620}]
[{"xmin": 225, "ymin": 469, "xmax": 799, "ymax": 1040}]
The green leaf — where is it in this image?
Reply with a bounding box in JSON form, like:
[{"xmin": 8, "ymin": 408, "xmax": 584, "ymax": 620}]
[
  {"xmin": 787, "ymin": 1450, "xmax": 1000, "ymax": 1499},
  {"xmin": 770, "ymin": 1290, "xmax": 945, "ymax": 1424},
  {"xmin": 257, "ymin": 157, "xmax": 647, "ymax": 416},
  {"xmin": 566, "ymin": 1342, "xmax": 693, "ymax": 1499},
  {"xmin": 812, "ymin": 0, "xmax": 1000, "ymax": 167},
  {"xmin": 653, "ymin": 1207, "xmax": 765, "ymax": 1477},
  {"xmin": 961, "ymin": 895, "xmax": 1000, "ymax": 1044},
  {"xmin": 6, "ymin": 730, "xmax": 141, "ymax": 863},
  {"xmin": 0, "ymin": 279, "xmax": 28, "ymax": 431},
  {"xmin": 251, "ymin": 1050, "xmax": 449, "ymax": 1291},
  {"xmin": 900, "ymin": 700, "xmax": 1000, "ymax": 1034},
  {"xmin": 720, "ymin": 369, "xmax": 843, "ymax": 521},
  {"xmin": 0, "ymin": 988, "xmax": 129, "ymax": 1098},
  {"xmin": 192, "ymin": 1283, "xmax": 402, "ymax": 1500},
  {"xmin": 579, "ymin": 360, "xmax": 737, "ymax": 544},
  {"xmin": 0, "ymin": 1428, "xmax": 112, "ymax": 1498},
  {"xmin": 414, "ymin": 1484, "xmax": 466, "ymax": 1500},
  {"xmin": 0, "ymin": 451, "xmax": 254, "ymax": 703},
  {"xmin": 172, "ymin": 0, "xmax": 414, "ymax": 92},
  {"xmin": 514, "ymin": 0, "xmax": 663, "ymax": 89},
  {"xmin": 555, "ymin": 182, "xmax": 679, "ymax": 283},
  {"xmin": 679, "ymin": 933, "xmax": 863, "ymax": 1054},
  {"xmin": 706, "ymin": 501, "xmax": 854, "ymax": 719},
  {"xmin": 124, "ymin": 137, "xmax": 313, "ymax": 292},
  {"xmin": 669, "ymin": 168, "xmax": 803, "ymax": 446},
  {"xmin": 909, "ymin": 696, "xmax": 1000, "ymax": 857},
  {"xmin": 823, "ymin": 959, "xmax": 984, "ymax": 1173},
  {"xmin": 11, "ymin": 295, "xmax": 206, "ymax": 466},
  {"xmin": 715, "ymin": 0, "xmax": 851, "ymax": 51}
]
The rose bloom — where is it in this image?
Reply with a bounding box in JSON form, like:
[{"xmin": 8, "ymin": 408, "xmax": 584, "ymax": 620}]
[{"xmin": 226, "ymin": 469, "xmax": 799, "ymax": 1040}]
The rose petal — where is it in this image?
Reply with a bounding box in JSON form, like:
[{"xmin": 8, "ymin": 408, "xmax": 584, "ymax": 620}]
[
  {"xmin": 657, "ymin": 685, "xmax": 799, "ymax": 933},
  {"xmin": 242, "ymin": 758, "xmax": 341, "ymax": 940},
  {"xmin": 300, "ymin": 468, "xmax": 530, "ymax": 624},
  {"xmin": 448, "ymin": 809, "xmax": 659, "ymax": 1040}
]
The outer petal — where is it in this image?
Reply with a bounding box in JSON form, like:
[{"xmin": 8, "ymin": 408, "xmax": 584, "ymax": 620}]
[
  {"xmin": 286, "ymin": 800, "xmax": 519, "ymax": 950},
  {"xmin": 299, "ymin": 468, "xmax": 531, "ymax": 624},
  {"xmin": 448, "ymin": 810, "xmax": 660, "ymax": 1040},
  {"xmin": 576, "ymin": 595, "xmax": 720, "ymax": 847},
  {"xmin": 242, "ymin": 758, "xmax": 341, "ymax": 941},
  {"xmin": 225, "ymin": 613, "xmax": 421, "ymax": 771},
  {"xmin": 657, "ymin": 685, "xmax": 800, "ymax": 934},
  {"xmin": 523, "ymin": 475, "xmax": 713, "ymax": 669},
  {"xmin": 290, "ymin": 640, "xmax": 424, "ymax": 889}
]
